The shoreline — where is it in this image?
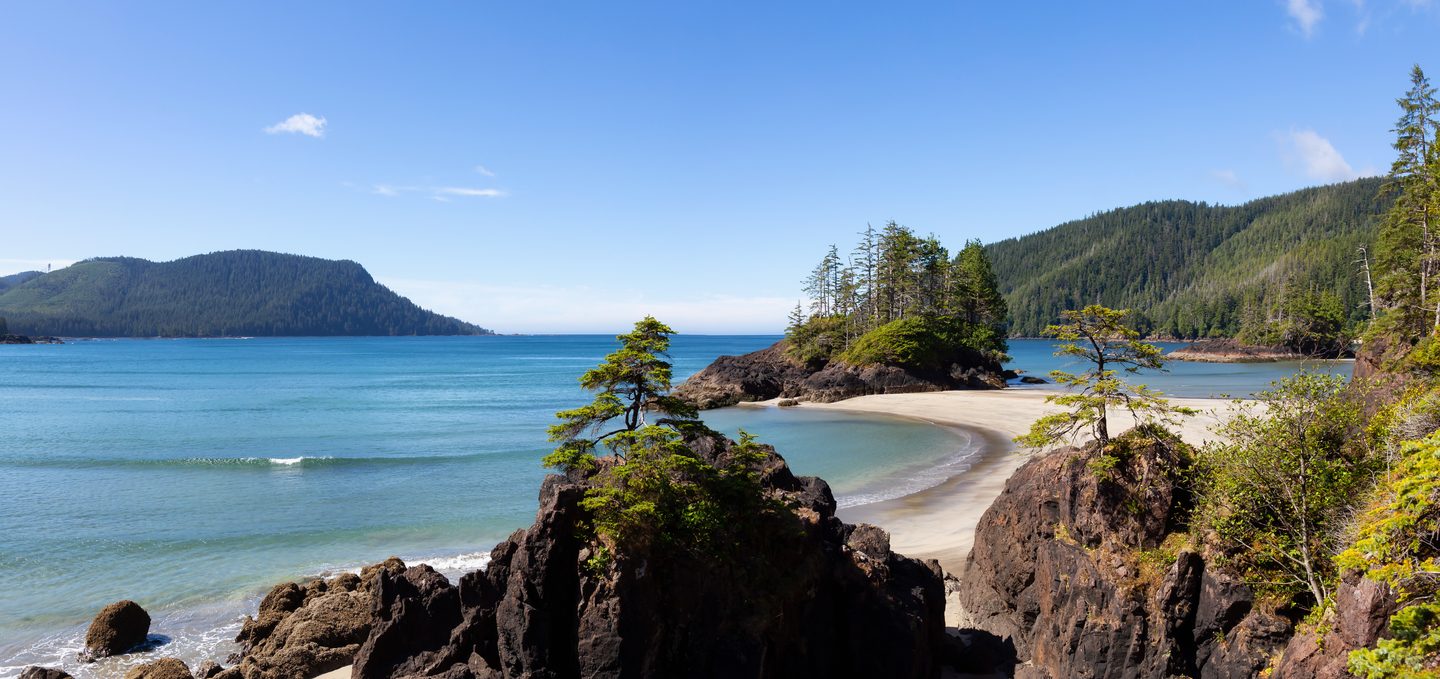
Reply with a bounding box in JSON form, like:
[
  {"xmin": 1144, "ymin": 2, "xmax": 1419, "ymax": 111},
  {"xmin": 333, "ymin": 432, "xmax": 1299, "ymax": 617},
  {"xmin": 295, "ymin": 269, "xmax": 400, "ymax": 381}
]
[{"xmin": 806, "ymin": 390, "xmax": 1240, "ymax": 574}]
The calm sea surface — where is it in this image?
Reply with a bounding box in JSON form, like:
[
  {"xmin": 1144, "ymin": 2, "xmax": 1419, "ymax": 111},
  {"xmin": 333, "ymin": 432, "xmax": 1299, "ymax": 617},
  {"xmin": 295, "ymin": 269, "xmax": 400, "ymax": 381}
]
[{"xmin": 0, "ymin": 336, "xmax": 1346, "ymax": 676}]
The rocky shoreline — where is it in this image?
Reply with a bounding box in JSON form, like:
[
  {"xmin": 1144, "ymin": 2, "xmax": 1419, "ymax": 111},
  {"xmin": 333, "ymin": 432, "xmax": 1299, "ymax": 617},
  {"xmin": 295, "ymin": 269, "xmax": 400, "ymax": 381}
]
[
  {"xmin": 1167, "ymin": 338, "xmax": 1350, "ymax": 363},
  {"xmin": 673, "ymin": 340, "xmax": 1007, "ymax": 409},
  {"xmin": 1, "ymin": 334, "xmax": 63, "ymax": 344}
]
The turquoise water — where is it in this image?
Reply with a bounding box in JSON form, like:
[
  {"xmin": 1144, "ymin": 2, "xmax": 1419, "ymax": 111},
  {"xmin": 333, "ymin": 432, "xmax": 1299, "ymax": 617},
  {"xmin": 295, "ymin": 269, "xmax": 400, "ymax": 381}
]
[
  {"xmin": 0, "ymin": 335, "xmax": 1344, "ymax": 676},
  {"xmin": 0, "ymin": 336, "xmax": 973, "ymax": 676},
  {"xmin": 1004, "ymin": 338, "xmax": 1352, "ymax": 398}
]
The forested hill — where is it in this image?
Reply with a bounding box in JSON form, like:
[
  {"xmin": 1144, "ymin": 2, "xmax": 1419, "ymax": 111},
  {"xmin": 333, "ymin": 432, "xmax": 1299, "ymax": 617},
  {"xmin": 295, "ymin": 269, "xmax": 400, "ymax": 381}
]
[
  {"xmin": 0, "ymin": 250, "xmax": 492, "ymax": 337},
  {"xmin": 986, "ymin": 177, "xmax": 1388, "ymax": 338}
]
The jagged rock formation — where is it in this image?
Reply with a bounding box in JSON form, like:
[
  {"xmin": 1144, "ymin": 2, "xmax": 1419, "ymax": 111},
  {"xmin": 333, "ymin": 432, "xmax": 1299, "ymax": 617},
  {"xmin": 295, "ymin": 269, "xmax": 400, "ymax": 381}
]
[
  {"xmin": 1273, "ymin": 575, "xmax": 1400, "ymax": 678},
  {"xmin": 224, "ymin": 433, "xmax": 948, "ymax": 678},
  {"xmin": 955, "ymin": 436, "xmax": 1292, "ymax": 678},
  {"xmin": 80, "ymin": 600, "xmax": 152, "ymax": 662},
  {"xmin": 675, "ymin": 340, "xmax": 1004, "ymax": 409},
  {"xmin": 215, "ymin": 559, "xmax": 405, "ymax": 679}
]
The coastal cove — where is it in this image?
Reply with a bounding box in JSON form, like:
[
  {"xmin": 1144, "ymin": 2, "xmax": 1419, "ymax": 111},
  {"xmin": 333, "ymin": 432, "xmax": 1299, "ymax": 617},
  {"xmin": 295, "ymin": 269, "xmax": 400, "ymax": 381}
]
[{"xmin": 0, "ymin": 337, "xmax": 1345, "ymax": 677}]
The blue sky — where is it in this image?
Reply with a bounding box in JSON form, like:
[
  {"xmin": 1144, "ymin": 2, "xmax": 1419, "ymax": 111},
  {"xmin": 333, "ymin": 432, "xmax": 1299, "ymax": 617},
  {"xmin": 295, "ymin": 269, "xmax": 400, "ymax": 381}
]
[{"xmin": 1, "ymin": 1, "xmax": 1436, "ymax": 333}]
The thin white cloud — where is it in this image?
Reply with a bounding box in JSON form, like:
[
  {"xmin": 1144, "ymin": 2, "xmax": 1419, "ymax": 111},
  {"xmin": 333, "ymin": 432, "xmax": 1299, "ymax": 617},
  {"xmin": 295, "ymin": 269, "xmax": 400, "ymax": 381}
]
[
  {"xmin": 1287, "ymin": 0, "xmax": 1324, "ymax": 36},
  {"xmin": 1281, "ymin": 128, "xmax": 1376, "ymax": 181},
  {"xmin": 381, "ymin": 278, "xmax": 794, "ymax": 334},
  {"xmin": 371, "ymin": 185, "xmax": 506, "ymax": 200},
  {"xmin": 264, "ymin": 113, "xmax": 327, "ymax": 138},
  {"xmin": 1211, "ymin": 169, "xmax": 1247, "ymax": 191},
  {"xmin": 435, "ymin": 187, "xmax": 505, "ymax": 198},
  {"xmin": 474, "ymin": 165, "xmax": 496, "ymax": 177}
]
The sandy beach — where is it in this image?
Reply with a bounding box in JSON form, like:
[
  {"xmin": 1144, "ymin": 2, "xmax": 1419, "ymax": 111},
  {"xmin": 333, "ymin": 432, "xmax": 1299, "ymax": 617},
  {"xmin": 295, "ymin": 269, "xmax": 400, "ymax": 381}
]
[{"xmin": 813, "ymin": 389, "xmax": 1241, "ymax": 575}]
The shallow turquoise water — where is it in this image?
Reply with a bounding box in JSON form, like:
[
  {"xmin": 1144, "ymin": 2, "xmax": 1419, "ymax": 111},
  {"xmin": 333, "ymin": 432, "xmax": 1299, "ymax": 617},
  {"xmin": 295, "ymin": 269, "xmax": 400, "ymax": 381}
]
[{"xmin": 0, "ymin": 335, "xmax": 1343, "ymax": 676}]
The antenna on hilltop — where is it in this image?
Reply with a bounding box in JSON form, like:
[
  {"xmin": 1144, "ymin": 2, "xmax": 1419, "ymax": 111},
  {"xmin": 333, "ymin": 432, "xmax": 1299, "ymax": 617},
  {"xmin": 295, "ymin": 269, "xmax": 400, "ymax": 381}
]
[{"xmin": 47, "ymin": 263, "xmax": 51, "ymax": 273}]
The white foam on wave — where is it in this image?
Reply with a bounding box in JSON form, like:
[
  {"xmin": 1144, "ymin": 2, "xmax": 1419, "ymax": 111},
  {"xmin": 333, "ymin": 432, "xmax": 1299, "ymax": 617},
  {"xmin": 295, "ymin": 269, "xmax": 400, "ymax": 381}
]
[
  {"xmin": 268, "ymin": 456, "xmax": 305, "ymax": 465},
  {"xmin": 833, "ymin": 425, "xmax": 987, "ymax": 509},
  {"xmin": 415, "ymin": 551, "xmax": 493, "ymax": 575}
]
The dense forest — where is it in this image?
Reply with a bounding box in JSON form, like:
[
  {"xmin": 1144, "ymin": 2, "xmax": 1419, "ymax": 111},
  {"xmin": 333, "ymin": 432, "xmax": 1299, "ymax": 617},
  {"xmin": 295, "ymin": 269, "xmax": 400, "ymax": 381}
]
[
  {"xmin": 986, "ymin": 177, "xmax": 1388, "ymax": 338},
  {"xmin": 0, "ymin": 250, "xmax": 492, "ymax": 337},
  {"xmin": 785, "ymin": 223, "xmax": 1008, "ymax": 369}
]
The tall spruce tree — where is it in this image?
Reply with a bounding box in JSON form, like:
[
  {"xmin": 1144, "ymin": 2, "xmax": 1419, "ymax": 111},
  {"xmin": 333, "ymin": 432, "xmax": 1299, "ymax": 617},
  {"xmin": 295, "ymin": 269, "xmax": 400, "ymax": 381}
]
[{"xmin": 1376, "ymin": 65, "xmax": 1440, "ymax": 331}]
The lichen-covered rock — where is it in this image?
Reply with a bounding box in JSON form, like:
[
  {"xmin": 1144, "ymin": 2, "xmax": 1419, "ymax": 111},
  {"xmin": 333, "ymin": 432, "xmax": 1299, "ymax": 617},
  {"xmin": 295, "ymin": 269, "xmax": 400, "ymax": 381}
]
[
  {"xmin": 674, "ymin": 340, "xmax": 1005, "ymax": 409},
  {"xmin": 351, "ymin": 432, "xmax": 948, "ymax": 678},
  {"xmin": 80, "ymin": 599, "xmax": 152, "ymax": 661},
  {"xmin": 957, "ymin": 435, "xmax": 1292, "ymax": 678},
  {"xmin": 122, "ymin": 658, "xmax": 194, "ymax": 679}
]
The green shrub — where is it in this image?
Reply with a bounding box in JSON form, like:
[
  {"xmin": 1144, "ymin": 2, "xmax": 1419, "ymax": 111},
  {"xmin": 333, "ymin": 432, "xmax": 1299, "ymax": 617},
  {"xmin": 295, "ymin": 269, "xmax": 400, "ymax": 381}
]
[
  {"xmin": 784, "ymin": 315, "xmax": 849, "ymax": 364},
  {"xmin": 839, "ymin": 315, "xmax": 1005, "ymax": 371}
]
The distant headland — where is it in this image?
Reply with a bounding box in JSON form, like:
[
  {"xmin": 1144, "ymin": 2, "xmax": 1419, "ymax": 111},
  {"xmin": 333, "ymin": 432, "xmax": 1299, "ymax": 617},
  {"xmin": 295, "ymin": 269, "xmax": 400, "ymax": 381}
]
[{"xmin": 0, "ymin": 250, "xmax": 492, "ymax": 338}]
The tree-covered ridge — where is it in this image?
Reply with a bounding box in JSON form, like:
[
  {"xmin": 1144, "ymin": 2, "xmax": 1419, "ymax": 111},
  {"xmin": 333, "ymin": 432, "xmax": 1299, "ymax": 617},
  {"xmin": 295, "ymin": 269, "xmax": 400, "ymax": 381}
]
[
  {"xmin": 987, "ymin": 177, "xmax": 1388, "ymax": 338},
  {"xmin": 786, "ymin": 222, "xmax": 1008, "ymax": 368},
  {"xmin": 0, "ymin": 250, "xmax": 492, "ymax": 337}
]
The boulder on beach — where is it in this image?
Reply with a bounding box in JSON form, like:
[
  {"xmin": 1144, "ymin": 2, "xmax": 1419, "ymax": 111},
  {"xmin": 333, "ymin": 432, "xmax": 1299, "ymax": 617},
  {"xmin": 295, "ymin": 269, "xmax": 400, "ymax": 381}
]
[
  {"xmin": 18, "ymin": 667, "xmax": 74, "ymax": 679},
  {"xmin": 123, "ymin": 658, "xmax": 194, "ymax": 679},
  {"xmin": 81, "ymin": 599, "xmax": 152, "ymax": 661},
  {"xmin": 193, "ymin": 661, "xmax": 224, "ymax": 678}
]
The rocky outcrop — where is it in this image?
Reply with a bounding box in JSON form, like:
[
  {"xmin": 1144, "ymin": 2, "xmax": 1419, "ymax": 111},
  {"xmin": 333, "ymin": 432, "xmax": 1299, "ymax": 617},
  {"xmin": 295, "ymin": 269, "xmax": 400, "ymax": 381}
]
[
  {"xmin": 217, "ymin": 559, "xmax": 404, "ymax": 679},
  {"xmin": 123, "ymin": 658, "xmax": 194, "ymax": 679},
  {"xmin": 1168, "ymin": 338, "xmax": 1350, "ymax": 363},
  {"xmin": 18, "ymin": 668, "xmax": 73, "ymax": 679},
  {"xmin": 675, "ymin": 340, "xmax": 1004, "ymax": 408},
  {"xmin": 956, "ymin": 436, "xmax": 1293, "ymax": 678},
  {"xmin": 0, "ymin": 333, "xmax": 62, "ymax": 344},
  {"xmin": 337, "ymin": 432, "xmax": 947, "ymax": 678},
  {"xmin": 1273, "ymin": 575, "xmax": 1400, "ymax": 678},
  {"xmin": 80, "ymin": 599, "xmax": 152, "ymax": 661}
]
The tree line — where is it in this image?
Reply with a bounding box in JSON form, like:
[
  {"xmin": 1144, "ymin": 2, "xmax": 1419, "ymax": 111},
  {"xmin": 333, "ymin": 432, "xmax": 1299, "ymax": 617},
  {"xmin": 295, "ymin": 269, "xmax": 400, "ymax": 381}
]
[{"xmin": 786, "ymin": 221, "xmax": 1008, "ymax": 363}]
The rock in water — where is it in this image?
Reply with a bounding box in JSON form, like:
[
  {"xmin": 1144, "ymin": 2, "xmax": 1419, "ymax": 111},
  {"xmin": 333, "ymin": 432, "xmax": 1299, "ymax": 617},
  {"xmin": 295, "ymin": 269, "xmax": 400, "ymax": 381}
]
[
  {"xmin": 18, "ymin": 668, "xmax": 74, "ymax": 679},
  {"xmin": 220, "ymin": 560, "xmax": 401, "ymax": 679},
  {"xmin": 350, "ymin": 431, "xmax": 947, "ymax": 678},
  {"xmin": 81, "ymin": 599, "xmax": 152, "ymax": 661},
  {"xmin": 123, "ymin": 658, "xmax": 194, "ymax": 679}
]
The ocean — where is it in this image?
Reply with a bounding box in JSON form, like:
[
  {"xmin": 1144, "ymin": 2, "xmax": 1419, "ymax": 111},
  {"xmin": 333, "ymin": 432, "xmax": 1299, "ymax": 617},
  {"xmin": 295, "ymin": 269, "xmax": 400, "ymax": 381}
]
[{"xmin": 0, "ymin": 336, "xmax": 1347, "ymax": 677}]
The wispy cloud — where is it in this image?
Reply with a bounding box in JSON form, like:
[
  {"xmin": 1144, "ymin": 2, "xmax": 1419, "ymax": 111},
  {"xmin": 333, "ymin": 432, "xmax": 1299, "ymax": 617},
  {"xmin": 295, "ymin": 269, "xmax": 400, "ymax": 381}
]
[
  {"xmin": 371, "ymin": 184, "xmax": 506, "ymax": 200},
  {"xmin": 1280, "ymin": 128, "xmax": 1377, "ymax": 181},
  {"xmin": 381, "ymin": 279, "xmax": 794, "ymax": 334},
  {"xmin": 264, "ymin": 113, "xmax": 327, "ymax": 138},
  {"xmin": 1211, "ymin": 169, "xmax": 1247, "ymax": 191},
  {"xmin": 474, "ymin": 164, "xmax": 496, "ymax": 177},
  {"xmin": 1286, "ymin": 0, "xmax": 1324, "ymax": 36}
]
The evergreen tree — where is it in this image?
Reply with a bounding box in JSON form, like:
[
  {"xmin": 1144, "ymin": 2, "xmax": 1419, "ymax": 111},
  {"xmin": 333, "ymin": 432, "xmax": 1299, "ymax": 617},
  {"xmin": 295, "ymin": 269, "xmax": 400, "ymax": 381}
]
[
  {"xmin": 1016, "ymin": 305, "xmax": 1193, "ymax": 448},
  {"xmin": 544, "ymin": 317, "xmax": 702, "ymax": 471},
  {"xmin": 951, "ymin": 240, "xmax": 1008, "ymax": 332},
  {"xmin": 1375, "ymin": 65, "xmax": 1440, "ymax": 331}
]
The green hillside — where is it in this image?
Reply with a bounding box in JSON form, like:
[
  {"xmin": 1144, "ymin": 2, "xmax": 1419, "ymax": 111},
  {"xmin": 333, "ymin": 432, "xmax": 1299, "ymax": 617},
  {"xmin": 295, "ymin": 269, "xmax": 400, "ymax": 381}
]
[
  {"xmin": 986, "ymin": 177, "xmax": 1389, "ymax": 338},
  {"xmin": 0, "ymin": 250, "xmax": 492, "ymax": 337}
]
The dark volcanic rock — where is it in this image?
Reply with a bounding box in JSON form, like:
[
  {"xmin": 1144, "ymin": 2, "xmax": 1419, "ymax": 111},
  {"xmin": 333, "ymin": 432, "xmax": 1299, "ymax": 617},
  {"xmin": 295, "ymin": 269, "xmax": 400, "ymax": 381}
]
[
  {"xmin": 1018, "ymin": 375, "xmax": 1047, "ymax": 384},
  {"xmin": 350, "ymin": 432, "xmax": 947, "ymax": 678},
  {"xmin": 123, "ymin": 658, "xmax": 194, "ymax": 679},
  {"xmin": 956, "ymin": 436, "xmax": 1291, "ymax": 678},
  {"xmin": 18, "ymin": 668, "xmax": 73, "ymax": 679},
  {"xmin": 675, "ymin": 340, "xmax": 1005, "ymax": 408},
  {"xmin": 81, "ymin": 600, "xmax": 152, "ymax": 661},
  {"xmin": 1273, "ymin": 574, "xmax": 1400, "ymax": 678}
]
